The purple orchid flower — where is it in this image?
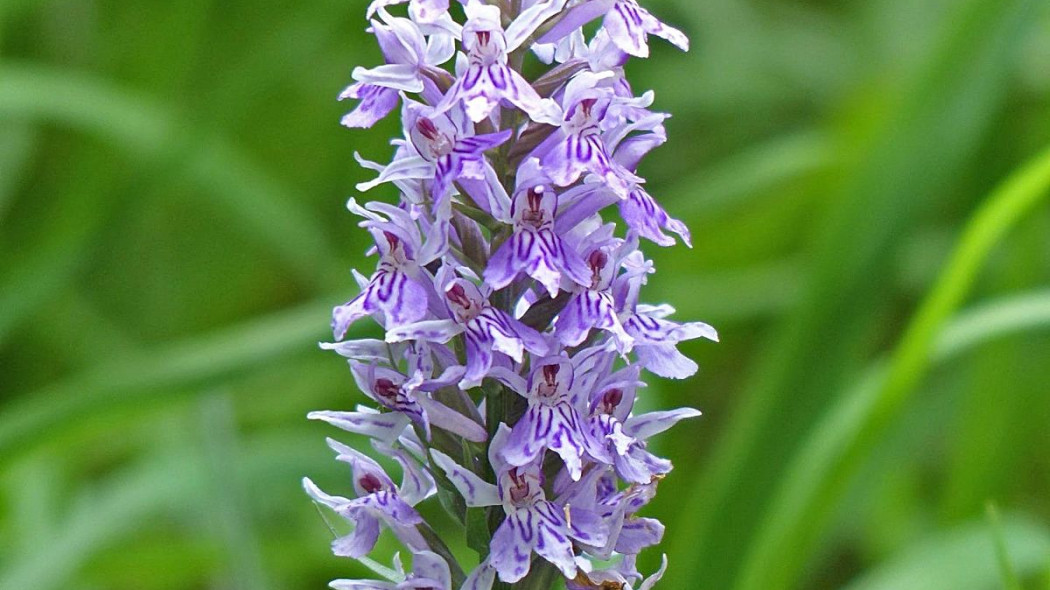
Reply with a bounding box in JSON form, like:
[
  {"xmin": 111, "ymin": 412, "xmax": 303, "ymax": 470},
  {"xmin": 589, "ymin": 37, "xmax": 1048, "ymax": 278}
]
[
  {"xmin": 341, "ymin": 9, "xmax": 457, "ymax": 128},
  {"xmin": 484, "ymin": 178, "xmax": 592, "ymax": 297},
  {"xmin": 332, "ymin": 200, "xmax": 447, "ymax": 339},
  {"xmin": 620, "ymin": 185, "xmax": 692, "ymax": 247},
  {"xmin": 495, "ymin": 356, "xmax": 596, "ymax": 481},
  {"xmin": 303, "ymin": 439, "xmax": 433, "ymax": 558},
  {"xmin": 431, "ymin": 424, "xmax": 608, "ymax": 584},
  {"xmin": 585, "ymin": 373, "xmax": 701, "ymax": 483},
  {"xmin": 537, "ymin": 71, "xmax": 642, "ymax": 197},
  {"xmin": 357, "ymin": 100, "xmax": 512, "ymax": 210},
  {"xmin": 623, "ymin": 304, "xmax": 719, "ymax": 379},
  {"xmin": 310, "ymin": 360, "xmax": 487, "ymax": 443},
  {"xmin": 608, "ymin": 250, "xmax": 718, "ymax": 379},
  {"xmin": 387, "ymin": 277, "xmax": 549, "ymax": 389},
  {"xmin": 554, "ymin": 234, "xmax": 636, "ymax": 352},
  {"xmin": 433, "ymin": 0, "xmax": 563, "ymax": 124},
  {"xmin": 554, "ymin": 466, "xmax": 663, "ymax": 562}
]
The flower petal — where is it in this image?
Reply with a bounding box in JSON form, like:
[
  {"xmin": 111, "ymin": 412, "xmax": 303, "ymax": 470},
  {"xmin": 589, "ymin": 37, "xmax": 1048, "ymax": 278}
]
[
  {"xmin": 430, "ymin": 449, "xmax": 501, "ymax": 507},
  {"xmin": 308, "ymin": 410, "xmax": 412, "ymax": 443},
  {"xmin": 489, "ymin": 512, "xmax": 535, "ymax": 583},
  {"xmin": 624, "ymin": 407, "xmax": 702, "ymax": 440},
  {"xmin": 333, "ymin": 512, "xmax": 382, "ymax": 558}
]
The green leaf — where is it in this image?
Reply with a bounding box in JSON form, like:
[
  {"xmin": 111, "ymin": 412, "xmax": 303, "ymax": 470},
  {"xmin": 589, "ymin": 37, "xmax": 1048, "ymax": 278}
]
[
  {"xmin": 466, "ymin": 508, "xmax": 493, "ymax": 558},
  {"xmin": 842, "ymin": 515, "xmax": 1050, "ymax": 590}
]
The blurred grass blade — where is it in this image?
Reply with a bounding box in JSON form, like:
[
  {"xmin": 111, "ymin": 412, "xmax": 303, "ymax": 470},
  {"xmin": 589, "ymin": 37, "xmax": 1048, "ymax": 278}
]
[
  {"xmin": 841, "ymin": 515, "xmax": 1050, "ymax": 590},
  {"xmin": 0, "ymin": 64, "xmax": 336, "ymax": 286},
  {"xmin": 934, "ymin": 288, "xmax": 1050, "ymax": 358},
  {"xmin": 0, "ymin": 299, "xmax": 331, "ymax": 462},
  {"xmin": 667, "ymin": 0, "xmax": 1037, "ymax": 585},
  {"xmin": 658, "ymin": 259, "xmax": 802, "ymax": 322},
  {"xmin": 0, "ymin": 182, "xmax": 110, "ymax": 346},
  {"xmin": 199, "ymin": 393, "xmax": 271, "ymax": 590},
  {"xmin": 3, "ymin": 456, "xmax": 59, "ymax": 553},
  {"xmin": 0, "ymin": 433, "xmax": 336, "ymax": 590},
  {"xmin": 986, "ymin": 502, "xmax": 1023, "ymax": 590},
  {"xmin": 0, "ymin": 122, "xmax": 35, "ymax": 221},
  {"xmin": 734, "ymin": 142, "xmax": 1050, "ymax": 590},
  {"xmin": 0, "ymin": 456, "xmax": 204, "ymax": 590},
  {"xmin": 668, "ymin": 131, "xmax": 833, "ymax": 219}
]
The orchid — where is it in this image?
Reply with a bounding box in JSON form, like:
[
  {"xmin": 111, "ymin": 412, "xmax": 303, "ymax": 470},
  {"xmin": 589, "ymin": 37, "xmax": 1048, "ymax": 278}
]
[{"xmin": 305, "ymin": 1, "xmax": 715, "ymax": 588}]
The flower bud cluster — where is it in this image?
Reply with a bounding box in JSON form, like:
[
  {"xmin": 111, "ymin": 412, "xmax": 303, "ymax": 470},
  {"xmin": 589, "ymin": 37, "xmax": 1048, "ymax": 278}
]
[{"xmin": 304, "ymin": 1, "xmax": 716, "ymax": 588}]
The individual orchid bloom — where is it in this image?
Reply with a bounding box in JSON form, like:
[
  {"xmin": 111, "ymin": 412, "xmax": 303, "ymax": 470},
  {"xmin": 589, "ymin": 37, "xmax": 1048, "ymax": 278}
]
[
  {"xmin": 623, "ymin": 304, "xmax": 719, "ymax": 379},
  {"xmin": 497, "ymin": 356, "xmax": 596, "ymax": 481},
  {"xmin": 620, "ymin": 184, "xmax": 692, "ymax": 247},
  {"xmin": 557, "ymin": 467, "xmax": 663, "ymax": 561},
  {"xmin": 538, "ymin": 0, "xmax": 688, "ymax": 59},
  {"xmin": 357, "ymin": 100, "xmax": 512, "ymax": 209},
  {"xmin": 341, "ymin": 9, "xmax": 457, "ymax": 128},
  {"xmin": 598, "ymin": 103, "xmax": 692, "ymax": 248},
  {"xmin": 606, "ymin": 249, "xmax": 717, "ymax": 378},
  {"xmin": 433, "ymin": 0, "xmax": 563, "ymax": 124},
  {"xmin": 554, "ymin": 238, "xmax": 635, "ymax": 352},
  {"xmin": 330, "ymin": 550, "xmax": 453, "ymax": 590},
  {"xmin": 331, "ymin": 225, "xmax": 430, "ymax": 338},
  {"xmin": 586, "ymin": 380, "xmax": 702, "ymax": 483},
  {"xmin": 386, "ymin": 278, "xmax": 548, "ymax": 389},
  {"xmin": 303, "ymin": 439, "xmax": 433, "ymax": 558},
  {"xmin": 430, "ymin": 425, "xmax": 608, "ymax": 584},
  {"xmin": 332, "ymin": 200, "xmax": 447, "ymax": 339},
  {"xmin": 537, "ymin": 71, "xmax": 642, "ymax": 197},
  {"xmin": 484, "ymin": 181, "xmax": 592, "ymax": 297},
  {"xmin": 310, "ymin": 361, "xmax": 487, "ymax": 443}
]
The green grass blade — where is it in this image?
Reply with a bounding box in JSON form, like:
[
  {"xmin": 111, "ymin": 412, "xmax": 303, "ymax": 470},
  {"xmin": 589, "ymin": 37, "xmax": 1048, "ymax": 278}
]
[
  {"xmin": 841, "ymin": 515, "xmax": 1050, "ymax": 590},
  {"xmin": 0, "ymin": 186, "xmax": 110, "ymax": 346},
  {"xmin": 668, "ymin": 131, "xmax": 833, "ymax": 220},
  {"xmin": 0, "ymin": 299, "xmax": 331, "ymax": 462},
  {"xmin": 666, "ymin": 0, "xmax": 1037, "ymax": 585},
  {"xmin": 986, "ymin": 502, "xmax": 1023, "ymax": 590},
  {"xmin": 0, "ymin": 122, "xmax": 35, "ymax": 221},
  {"xmin": 733, "ymin": 142, "xmax": 1050, "ymax": 590},
  {"xmin": 0, "ymin": 456, "xmax": 205, "ymax": 590},
  {"xmin": 0, "ymin": 432, "xmax": 336, "ymax": 590},
  {"xmin": 0, "ymin": 64, "xmax": 337, "ymax": 286},
  {"xmin": 933, "ymin": 288, "xmax": 1050, "ymax": 358},
  {"xmin": 198, "ymin": 393, "xmax": 272, "ymax": 590}
]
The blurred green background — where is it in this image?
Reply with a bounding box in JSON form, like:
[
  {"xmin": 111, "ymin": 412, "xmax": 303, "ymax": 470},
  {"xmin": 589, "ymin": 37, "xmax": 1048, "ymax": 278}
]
[{"xmin": 2, "ymin": 0, "xmax": 1050, "ymax": 588}]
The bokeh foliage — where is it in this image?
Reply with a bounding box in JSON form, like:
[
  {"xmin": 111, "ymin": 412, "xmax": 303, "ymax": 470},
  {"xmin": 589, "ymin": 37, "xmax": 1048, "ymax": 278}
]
[{"xmin": 1, "ymin": 0, "xmax": 1049, "ymax": 588}]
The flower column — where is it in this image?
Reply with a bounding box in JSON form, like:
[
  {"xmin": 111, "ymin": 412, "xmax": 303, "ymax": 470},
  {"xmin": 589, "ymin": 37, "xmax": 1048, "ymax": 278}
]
[{"xmin": 304, "ymin": 1, "xmax": 716, "ymax": 589}]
